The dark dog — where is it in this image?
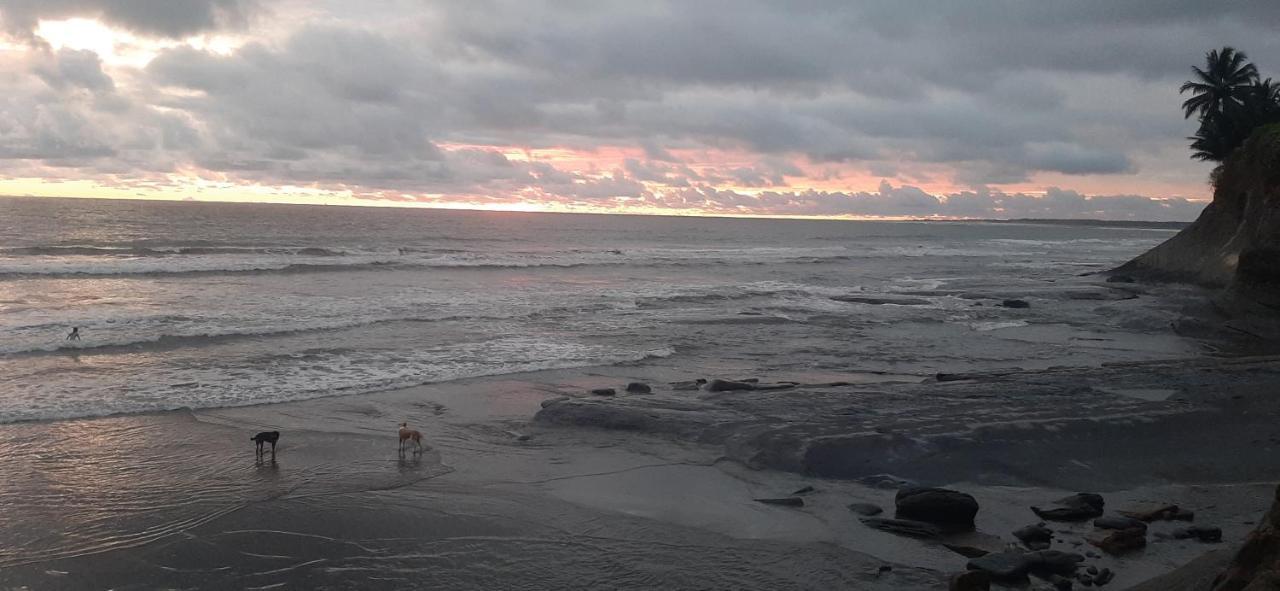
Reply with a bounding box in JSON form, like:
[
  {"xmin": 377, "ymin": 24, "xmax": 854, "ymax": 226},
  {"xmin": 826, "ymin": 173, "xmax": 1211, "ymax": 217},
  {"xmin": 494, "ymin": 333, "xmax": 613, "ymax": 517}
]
[{"xmin": 251, "ymin": 431, "xmax": 280, "ymax": 457}]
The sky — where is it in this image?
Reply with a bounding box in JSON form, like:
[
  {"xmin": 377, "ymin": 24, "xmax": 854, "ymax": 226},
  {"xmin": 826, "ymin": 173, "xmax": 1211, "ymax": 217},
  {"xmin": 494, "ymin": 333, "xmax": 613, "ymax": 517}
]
[{"xmin": 2, "ymin": 1, "xmax": 1279, "ymax": 220}]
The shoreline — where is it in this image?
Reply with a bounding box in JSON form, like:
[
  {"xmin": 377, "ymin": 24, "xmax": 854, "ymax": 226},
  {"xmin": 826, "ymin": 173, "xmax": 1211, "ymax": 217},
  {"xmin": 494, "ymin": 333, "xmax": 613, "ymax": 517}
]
[{"xmin": 2, "ymin": 353, "xmax": 1278, "ymax": 588}]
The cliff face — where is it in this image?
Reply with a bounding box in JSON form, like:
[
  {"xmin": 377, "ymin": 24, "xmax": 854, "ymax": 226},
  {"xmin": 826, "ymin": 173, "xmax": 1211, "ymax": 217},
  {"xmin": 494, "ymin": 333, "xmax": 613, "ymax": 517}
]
[
  {"xmin": 1116, "ymin": 124, "xmax": 1280, "ymax": 314},
  {"xmin": 1211, "ymin": 484, "xmax": 1280, "ymax": 591}
]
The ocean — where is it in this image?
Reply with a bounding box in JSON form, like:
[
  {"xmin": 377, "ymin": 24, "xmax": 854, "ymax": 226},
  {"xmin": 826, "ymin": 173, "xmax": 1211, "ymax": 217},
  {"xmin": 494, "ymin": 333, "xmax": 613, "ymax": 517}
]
[{"xmin": 0, "ymin": 197, "xmax": 1199, "ymax": 424}]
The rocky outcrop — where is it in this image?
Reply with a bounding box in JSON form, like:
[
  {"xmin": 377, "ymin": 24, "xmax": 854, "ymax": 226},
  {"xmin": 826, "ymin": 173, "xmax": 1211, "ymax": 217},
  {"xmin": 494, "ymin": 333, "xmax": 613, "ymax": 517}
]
[
  {"xmin": 1115, "ymin": 124, "xmax": 1280, "ymax": 316},
  {"xmin": 895, "ymin": 487, "xmax": 979, "ymax": 532},
  {"xmin": 1211, "ymin": 484, "xmax": 1280, "ymax": 590}
]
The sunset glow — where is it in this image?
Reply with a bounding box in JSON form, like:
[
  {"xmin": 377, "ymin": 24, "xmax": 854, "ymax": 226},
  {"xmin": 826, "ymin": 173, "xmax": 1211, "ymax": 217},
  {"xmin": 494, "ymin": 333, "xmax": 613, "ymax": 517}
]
[{"xmin": 3, "ymin": 2, "xmax": 1267, "ymax": 221}]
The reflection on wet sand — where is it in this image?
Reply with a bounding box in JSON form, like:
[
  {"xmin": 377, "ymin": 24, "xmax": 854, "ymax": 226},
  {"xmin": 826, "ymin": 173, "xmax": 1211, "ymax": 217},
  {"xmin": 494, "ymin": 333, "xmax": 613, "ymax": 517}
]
[{"xmin": 0, "ymin": 411, "xmax": 446, "ymax": 569}]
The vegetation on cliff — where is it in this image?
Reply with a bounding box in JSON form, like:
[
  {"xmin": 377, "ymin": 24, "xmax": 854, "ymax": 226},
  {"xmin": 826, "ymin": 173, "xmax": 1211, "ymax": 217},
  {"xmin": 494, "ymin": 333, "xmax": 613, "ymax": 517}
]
[{"xmin": 1182, "ymin": 47, "xmax": 1280, "ymax": 163}]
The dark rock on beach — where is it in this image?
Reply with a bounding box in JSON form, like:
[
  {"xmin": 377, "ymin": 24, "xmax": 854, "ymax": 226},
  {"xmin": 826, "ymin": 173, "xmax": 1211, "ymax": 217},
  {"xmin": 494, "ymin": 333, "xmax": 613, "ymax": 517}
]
[
  {"xmin": 1119, "ymin": 503, "xmax": 1183, "ymax": 522},
  {"xmin": 1106, "ymin": 274, "xmax": 1137, "ymax": 283},
  {"xmin": 847, "ymin": 502, "xmax": 883, "ymax": 516},
  {"xmin": 1000, "ymin": 299, "xmax": 1031, "ymax": 309},
  {"xmin": 670, "ymin": 380, "xmax": 703, "ymax": 391},
  {"xmin": 860, "ymin": 517, "xmax": 942, "ymax": 539},
  {"xmin": 1033, "ymin": 493, "xmax": 1105, "ymax": 522},
  {"xmin": 895, "ymin": 487, "xmax": 979, "ymax": 531},
  {"xmin": 704, "ymin": 379, "xmax": 756, "ymax": 392},
  {"xmin": 1171, "ymin": 525, "xmax": 1222, "ymax": 543},
  {"xmin": 1094, "ymin": 515, "xmax": 1148, "ymax": 532},
  {"xmin": 949, "ymin": 570, "xmax": 992, "ymax": 591},
  {"xmin": 1087, "ymin": 526, "xmax": 1146, "ymax": 556},
  {"xmin": 1014, "ymin": 523, "xmax": 1055, "ymax": 550},
  {"xmin": 590, "ymin": 388, "xmax": 616, "ymax": 396},
  {"xmin": 1024, "ymin": 550, "xmax": 1084, "ymax": 575},
  {"xmin": 966, "ymin": 552, "xmax": 1032, "ymax": 580},
  {"xmin": 944, "ymin": 544, "xmax": 991, "ymax": 559},
  {"xmin": 625, "ymin": 382, "xmax": 652, "ymax": 394},
  {"xmin": 754, "ymin": 497, "xmax": 804, "ymax": 507}
]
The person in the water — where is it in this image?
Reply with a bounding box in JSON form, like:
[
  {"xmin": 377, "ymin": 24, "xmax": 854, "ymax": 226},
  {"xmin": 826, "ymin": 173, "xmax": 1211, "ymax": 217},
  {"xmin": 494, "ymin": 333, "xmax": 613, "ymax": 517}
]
[{"xmin": 66, "ymin": 327, "xmax": 81, "ymax": 341}]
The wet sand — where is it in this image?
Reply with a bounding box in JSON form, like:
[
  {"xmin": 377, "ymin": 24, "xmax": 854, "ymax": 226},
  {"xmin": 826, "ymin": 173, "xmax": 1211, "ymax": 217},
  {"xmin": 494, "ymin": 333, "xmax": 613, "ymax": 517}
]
[{"xmin": 2, "ymin": 357, "xmax": 1280, "ymax": 589}]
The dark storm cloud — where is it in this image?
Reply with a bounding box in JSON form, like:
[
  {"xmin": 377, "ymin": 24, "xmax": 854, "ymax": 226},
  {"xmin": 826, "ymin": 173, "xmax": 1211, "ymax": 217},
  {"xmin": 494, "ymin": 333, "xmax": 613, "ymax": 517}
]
[{"xmin": 4, "ymin": 0, "xmax": 1278, "ymax": 218}]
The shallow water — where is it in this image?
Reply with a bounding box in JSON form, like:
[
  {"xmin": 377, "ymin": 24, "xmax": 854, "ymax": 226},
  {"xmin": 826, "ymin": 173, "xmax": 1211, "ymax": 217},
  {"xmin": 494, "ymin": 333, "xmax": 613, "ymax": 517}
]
[{"xmin": 0, "ymin": 197, "xmax": 1197, "ymax": 423}]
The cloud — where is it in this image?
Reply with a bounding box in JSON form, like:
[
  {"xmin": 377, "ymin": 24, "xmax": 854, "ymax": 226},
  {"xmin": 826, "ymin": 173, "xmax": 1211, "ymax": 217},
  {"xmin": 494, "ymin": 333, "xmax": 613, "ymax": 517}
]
[
  {"xmin": 2, "ymin": 0, "xmax": 1273, "ymax": 219},
  {"xmin": 0, "ymin": 0, "xmax": 259, "ymax": 40}
]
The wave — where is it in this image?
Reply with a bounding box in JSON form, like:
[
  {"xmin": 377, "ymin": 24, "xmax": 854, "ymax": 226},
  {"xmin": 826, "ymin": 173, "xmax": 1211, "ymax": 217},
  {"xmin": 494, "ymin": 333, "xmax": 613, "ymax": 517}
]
[
  {"xmin": 0, "ymin": 246, "xmax": 857, "ymax": 278},
  {"xmin": 0, "ymin": 345, "xmax": 677, "ymax": 425}
]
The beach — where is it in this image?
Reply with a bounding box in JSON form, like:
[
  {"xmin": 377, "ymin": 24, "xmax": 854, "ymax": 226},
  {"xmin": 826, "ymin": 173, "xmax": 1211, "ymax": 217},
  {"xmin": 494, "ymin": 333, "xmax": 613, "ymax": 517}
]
[
  {"xmin": 0, "ymin": 356, "xmax": 1278, "ymax": 589},
  {"xmin": 2, "ymin": 198, "xmax": 1278, "ymax": 589}
]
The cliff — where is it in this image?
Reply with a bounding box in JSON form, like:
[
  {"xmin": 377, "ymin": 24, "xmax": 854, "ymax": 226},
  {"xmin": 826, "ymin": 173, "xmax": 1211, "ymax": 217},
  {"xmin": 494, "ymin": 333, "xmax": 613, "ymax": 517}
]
[{"xmin": 1116, "ymin": 124, "xmax": 1280, "ymax": 315}]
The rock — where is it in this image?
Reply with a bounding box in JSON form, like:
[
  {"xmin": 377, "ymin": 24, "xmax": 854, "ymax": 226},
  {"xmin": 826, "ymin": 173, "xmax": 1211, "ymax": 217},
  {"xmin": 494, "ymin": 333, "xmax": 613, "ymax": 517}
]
[
  {"xmin": 1087, "ymin": 527, "xmax": 1146, "ymax": 555},
  {"xmin": 1025, "ymin": 550, "xmax": 1084, "ymax": 575},
  {"xmin": 1086, "ymin": 566, "xmax": 1098, "ymax": 575},
  {"xmin": 832, "ymin": 295, "xmax": 933, "ymax": 306},
  {"xmin": 540, "ymin": 396, "xmax": 570, "ymax": 408},
  {"xmin": 1107, "ymin": 274, "xmax": 1137, "ymax": 283},
  {"xmin": 790, "ymin": 485, "xmax": 816, "ymax": 495},
  {"xmin": 949, "ymin": 570, "xmax": 992, "ymax": 591},
  {"xmin": 1049, "ymin": 574, "xmax": 1074, "ymax": 590},
  {"xmin": 1093, "ymin": 568, "xmax": 1113, "ymax": 586},
  {"xmin": 944, "ymin": 544, "xmax": 991, "ymax": 558},
  {"xmin": 1119, "ymin": 503, "xmax": 1182, "ymax": 522},
  {"xmin": 966, "ymin": 552, "xmax": 1032, "ymax": 580},
  {"xmin": 860, "ymin": 517, "xmax": 942, "ymax": 539},
  {"xmin": 516, "ymin": 434, "xmax": 531, "ymax": 442},
  {"xmin": 847, "ymin": 503, "xmax": 883, "ymax": 516},
  {"xmin": 1014, "ymin": 523, "xmax": 1055, "ymax": 550},
  {"xmin": 1174, "ymin": 508, "xmax": 1196, "ymax": 521},
  {"xmin": 705, "ymin": 379, "xmax": 756, "ymax": 392},
  {"xmin": 670, "ymin": 380, "xmax": 702, "ymax": 391},
  {"xmin": 1093, "ymin": 515, "xmax": 1148, "ymax": 532},
  {"xmin": 1172, "ymin": 525, "xmax": 1222, "ymax": 543},
  {"xmin": 1078, "ymin": 573, "xmax": 1094, "ymax": 586},
  {"xmin": 1001, "ymin": 299, "xmax": 1031, "ymax": 309},
  {"xmin": 1034, "ymin": 493, "xmax": 1106, "ymax": 522},
  {"xmin": 625, "ymin": 382, "xmax": 652, "ymax": 394},
  {"xmin": 590, "ymin": 388, "xmax": 616, "ymax": 396},
  {"xmin": 895, "ymin": 487, "xmax": 979, "ymax": 531},
  {"xmin": 754, "ymin": 497, "xmax": 803, "ymax": 507}
]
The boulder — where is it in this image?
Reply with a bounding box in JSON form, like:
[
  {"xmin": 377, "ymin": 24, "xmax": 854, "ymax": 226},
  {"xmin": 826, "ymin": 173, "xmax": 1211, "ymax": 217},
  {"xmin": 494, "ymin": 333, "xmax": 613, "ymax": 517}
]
[
  {"xmin": 1093, "ymin": 567, "xmax": 1114, "ymax": 586},
  {"xmin": 847, "ymin": 503, "xmax": 883, "ymax": 516},
  {"xmin": 1033, "ymin": 493, "xmax": 1105, "ymax": 522},
  {"xmin": 1172, "ymin": 526, "xmax": 1223, "ymax": 543},
  {"xmin": 790, "ymin": 485, "xmax": 816, "ymax": 495},
  {"xmin": 1087, "ymin": 526, "xmax": 1146, "ymax": 555},
  {"xmin": 895, "ymin": 487, "xmax": 979, "ymax": 531},
  {"xmin": 1013, "ymin": 523, "xmax": 1054, "ymax": 550},
  {"xmin": 1106, "ymin": 275, "xmax": 1137, "ymax": 283},
  {"xmin": 944, "ymin": 544, "xmax": 991, "ymax": 558},
  {"xmin": 1001, "ymin": 299, "xmax": 1031, "ymax": 309},
  {"xmin": 860, "ymin": 517, "xmax": 942, "ymax": 539},
  {"xmin": 1025, "ymin": 550, "xmax": 1084, "ymax": 575},
  {"xmin": 1094, "ymin": 515, "xmax": 1148, "ymax": 532},
  {"xmin": 949, "ymin": 570, "xmax": 992, "ymax": 591},
  {"xmin": 704, "ymin": 379, "xmax": 756, "ymax": 392},
  {"xmin": 966, "ymin": 552, "xmax": 1033, "ymax": 581},
  {"xmin": 625, "ymin": 382, "xmax": 652, "ymax": 394},
  {"xmin": 590, "ymin": 388, "xmax": 617, "ymax": 396},
  {"xmin": 1119, "ymin": 503, "xmax": 1182, "ymax": 522},
  {"xmin": 670, "ymin": 380, "xmax": 703, "ymax": 391}
]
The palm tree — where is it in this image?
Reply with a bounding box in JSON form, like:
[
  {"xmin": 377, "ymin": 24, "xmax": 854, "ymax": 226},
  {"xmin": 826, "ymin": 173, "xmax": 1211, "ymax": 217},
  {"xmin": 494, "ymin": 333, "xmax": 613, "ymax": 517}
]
[{"xmin": 1180, "ymin": 47, "xmax": 1259, "ymax": 121}]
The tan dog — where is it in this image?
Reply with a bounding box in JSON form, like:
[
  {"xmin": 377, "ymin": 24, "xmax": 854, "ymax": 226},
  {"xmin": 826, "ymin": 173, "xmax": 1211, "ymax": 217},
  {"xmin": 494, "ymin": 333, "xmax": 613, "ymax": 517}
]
[{"xmin": 398, "ymin": 422, "xmax": 423, "ymax": 453}]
